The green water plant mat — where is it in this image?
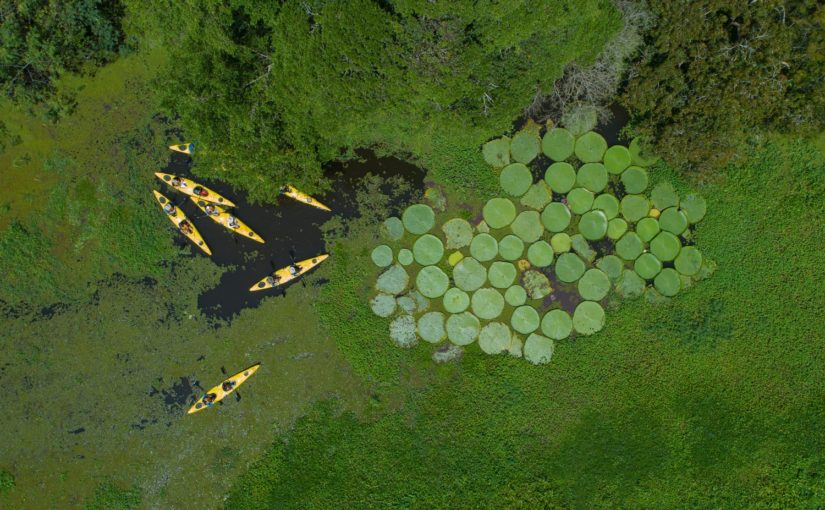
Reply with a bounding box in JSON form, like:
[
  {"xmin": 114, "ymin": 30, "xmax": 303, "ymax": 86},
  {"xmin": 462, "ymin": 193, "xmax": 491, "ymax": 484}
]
[
  {"xmin": 577, "ymin": 163, "xmax": 608, "ymax": 192},
  {"xmin": 650, "ymin": 231, "xmax": 681, "ymax": 261},
  {"xmin": 654, "ymin": 268, "xmax": 681, "ymax": 297},
  {"xmin": 658, "ymin": 207, "xmax": 688, "ymax": 235},
  {"xmin": 593, "ymin": 194, "xmax": 619, "ymax": 219},
  {"xmin": 675, "ymin": 246, "xmax": 703, "ymax": 276},
  {"xmin": 621, "ymin": 194, "xmax": 650, "ymax": 222},
  {"xmin": 634, "ymin": 252, "xmax": 662, "ymax": 280},
  {"xmin": 651, "ymin": 182, "xmax": 679, "ymax": 210},
  {"xmin": 615, "ymin": 232, "xmax": 644, "ymax": 261},
  {"xmin": 579, "ymin": 210, "xmax": 608, "ymax": 241},
  {"xmin": 397, "ymin": 248, "xmax": 413, "ymax": 266},
  {"xmin": 442, "ymin": 218, "xmax": 473, "ymax": 249},
  {"xmin": 681, "ymin": 193, "xmax": 707, "ymax": 223},
  {"xmin": 505, "ymin": 285, "xmax": 527, "ymax": 306}
]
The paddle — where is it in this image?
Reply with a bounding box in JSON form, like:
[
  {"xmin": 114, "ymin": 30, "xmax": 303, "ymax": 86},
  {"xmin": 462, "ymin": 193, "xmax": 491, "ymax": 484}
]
[{"xmin": 289, "ymin": 249, "xmax": 308, "ymax": 289}]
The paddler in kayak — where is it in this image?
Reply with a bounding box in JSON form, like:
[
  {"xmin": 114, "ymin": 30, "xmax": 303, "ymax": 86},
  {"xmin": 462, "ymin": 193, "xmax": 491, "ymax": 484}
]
[
  {"xmin": 266, "ymin": 274, "xmax": 281, "ymax": 286},
  {"xmin": 170, "ymin": 176, "xmax": 187, "ymax": 189},
  {"xmin": 289, "ymin": 264, "xmax": 300, "ymax": 276},
  {"xmin": 222, "ymin": 380, "xmax": 236, "ymax": 392},
  {"xmin": 226, "ymin": 215, "xmax": 240, "ymax": 229},
  {"xmin": 204, "ymin": 203, "xmax": 219, "ymax": 216},
  {"xmin": 179, "ymin": 220, "xmax": 194, "ymax": 236},
  {"xmin": 202, "ymin": 393, "xmax": 217, "ymax": 407},
  {"xmin": 163, "ymin": 202, "xmax": 177, "ymax": 215},
  {"xmin": 192, "ymin": 185, "xmax": 210, "ymax": 198}
]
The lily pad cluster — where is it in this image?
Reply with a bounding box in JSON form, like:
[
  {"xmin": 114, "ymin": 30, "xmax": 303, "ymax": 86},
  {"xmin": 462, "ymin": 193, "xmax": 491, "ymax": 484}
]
[{"xmin": 370, "ymin": 121, "xmax": 713, "ymax": 366}]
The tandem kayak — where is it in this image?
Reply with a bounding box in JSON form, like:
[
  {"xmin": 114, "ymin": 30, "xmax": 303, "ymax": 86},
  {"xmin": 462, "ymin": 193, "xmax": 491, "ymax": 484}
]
[
  {"xmin": 152, "ymin": 191, "xmax": 212, "ymax": 256},
  {"xmin": 282, "ymin": 185, "xmax": 331, "ymax": 212},
  {"xmin": 155, "ymin": 172, "xmax": 236, "ymax": 207},
  {"xmin": 250, "ymin": 254, "xmax": 329, "ymax": 292},
  {"xmin": 169, "ymin": 142, "xmax": 194, "ymax": 155},
  {"xmin": 188, "ymin": 363, "xmax": 261, "ymax": 414},
  {"xmin": 189, "ymin": 197, "xmax": 264, "ymax": 244}
]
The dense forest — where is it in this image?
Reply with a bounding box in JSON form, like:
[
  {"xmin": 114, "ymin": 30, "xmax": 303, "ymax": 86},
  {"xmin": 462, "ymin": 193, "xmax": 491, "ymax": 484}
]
[{"xmin": 0, "ymin": 1, "xmax": 823, "ymax": 508}]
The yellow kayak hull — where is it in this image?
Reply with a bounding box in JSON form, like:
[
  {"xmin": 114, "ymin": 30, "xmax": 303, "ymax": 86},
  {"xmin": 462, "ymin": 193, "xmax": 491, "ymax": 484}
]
[
  {"xmin": 169, "ymin": 142, "xmax": 194, "ymax": 155},
  {"xmin": 152, "ymin": 191, "xmax": 212, "ymax": 256},
  {"xmin": 188, "ymin": 363, "xmax": 261, "ymax": 414},
  {"xmin": 155, "ymin": 172, "xmax": 236, "ymax": 207},
  {"xmin": 250, "ymin": 254, "xmax": 329, "ymax": 292},
  {"xmin": 189, "ymin": 197, "xmax": 264, "ymax": 244},
  {"xmin": 283, "ymin": 185, "xmax": 331, "ymax": 212}
]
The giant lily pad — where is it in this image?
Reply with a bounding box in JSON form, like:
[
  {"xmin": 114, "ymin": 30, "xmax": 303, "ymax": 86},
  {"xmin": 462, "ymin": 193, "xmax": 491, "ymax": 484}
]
[
  {"xmin": 574, "ymin": 132, "xmax": 608, "ymax": 163},
  {"xmin": 446, "ymin": 312, "xmax": 480, "ymax": 346},
  {"xmin": 522, "ymin": 270, "xmax": 552, "ymax": 299},
  {"xmin": 579, "ymin": 210, "xmax": 608, "ymax": 241},
  {"xmin": 654, "ymin": 268, "xmax": 681, "ymax": 297},
  {"xmin": 651, "ymin": 182, "xmax": 679, "ymax": 210},
  {"xmin": 482, "ymin": 137, "xmax": 510, "ymax": 168},
  {"xmin": 527, "ymin": 241, "xmax": 554, "ymax": 267},
  {"xmin": 621, "ymin": 195, "xmax": 650, "ymax": 222},
  {"xmin": 542, "ymin": 128, "xmax": 575, "ymax": 160},
  {"xmin": 471, "ymin": 288, "xmax": 505, "ymax": 320},
  {"xmin": 520, "ymin": 182, "xmax": 553, "ymax": 210},
  {"xmin": 604, "ymin": 145, "xmax": 631, "ymax": 174},
  {"xmin": 371, "ymin": 245, "xmax": 393, "ymax": 267},
  {"xmin": 545, "ymin": 162, "xmax": 576, "ymax": 193},
  {"xmin": 370, "ymin": 293, "xmax": 397, "ymax": 317},
  {"xmin": 674, "ymin": 246, "xmax": 702, "ymax": 276},
  {"xmin": 571, "ymin": 234, "xmax": 596, "ymax": 263},
  {"xmin": 511, "ymin": 210, "xmax": 544, "ymax": 243},
  {"xmin": 413, "ymin": 234, "xmax": 444, "ymax": 265},
  {"xmin": 483, "ymin": 198, "xmax": 516, "ymax": 229},
  {"xmin": 511, "ymin": 306, "xmax": 540, "ymax": 334},
  {"xmin": 381, "ymin": 217, "xmax": 404, "ymax": 241},
  {"xmin": 505, "ymin": 285, "xmax": 527, "ymax": 306},
  {"xmin": 416, "ymin": 266, "xmax": 449, "ymax": 298},
  {"xmin": 398, "ymin": 248, "xmax": 413, "ymax": 266},
  {"xmin": 498, "ymin": 235, "xmax": 524, "ymax": 261},
  {"xmin": 541, "ymin": 202, "xmax": 571, "ymax": 232},
  {"xmin": 576, "ymin": 163, "xmax": 608, "ymax": 192},
  {"xmin": 390, "ymin": 315, "xmax": 417, "ymax": 348},
  {"xmin": 453, "ymin": 257, "xmax": 487, "ymax": 291},
  {"xmin": 524, "ymin": 333, "xmax": 555, "ymax": 365},
  {"xmin": 680, "ymin": 193, "xmax": 707, "ymax": 224},
  {"xmin": 650, "ymin": 231, "xmax": 681, "ymax": 262},
  {"xmin": 397, "ymin": 295, "xmax": 416, "ymax": 314},
  {"xmin": 470, "ymin": 233, "xmax": 498, "ymax": 262},
  {"xmin": 634, "ymin": 252, "xmax": 662, "ymax": 280},
  {"xmin": 578, "ymin": 268, "xmax": 610, "ymax": 301},
  {"xmin": 488, "ymin": 261, "xmax": 517, "ymax": 288},
  {"xmin": 443, "ymin": 287, "xmax": 470, "ymax": 313},
  {"xmin": 636, "ymin": 217, "xmax": 660, "ymax": 242},
  {"xmin": 500, "ymin": 163, "xmax": 533, "ymax": 197},
  {"xmin": 621, "ymin": 166, "xmax": 648, "ymax": 194},
  {"xmin": 402, "ymin": 204, "xmax": 435, "ymax": 234},
  {"xmin": 658, "ymin": 207, "xmax": 688, "ymax": 235},
  {"xmin": 567, "ymin": 188, "xmax": 595, "ymax": 215},
  {"xmin": 550, "ymin": 233, "xmax": 571, "ymax": 253},
  {"xmin": 541, "ymin": 309, "xmax": 573, "ymax": 340},
  {"xmin": 479, "ymin": 322, "xmax": 513, "ymax": 355},
  {"xmin": 510, "ymin": 130, "xmax": 541, "ymax": 164},
  {"xmin": 616, "ymin": 269, "xmax": 645, "ymax": 299},
  {"xmin": 607, "ymin": 218, "xmax": 628, "ymax": 240},
  {"xmin": 596, "ymin": 255, "xmax": 624, "ymax": 282},
  {"xmin": 418, "ymin": 312, "xmax": 446, "ymax": 343},
  {"xmin": 593, "ymin": 194, "xmax": 619, "ymax": 219},
  {"xmin": 555, "ymin": 252, "xmax": 586, "ymax": 282},
  {"xmin": 572, "ymin": 301, "xmax": 605, "ymax": 335},
  {"xmin": 615, "ymin": 232, "xmax": 644, "ymax": 261},
  {"xmin": 442, "ymin": 218, "xmax": 473, "ymax": 249},
  {"xmin": 376, "ymin": 264, "xmax": 409, "ymax": 295}
]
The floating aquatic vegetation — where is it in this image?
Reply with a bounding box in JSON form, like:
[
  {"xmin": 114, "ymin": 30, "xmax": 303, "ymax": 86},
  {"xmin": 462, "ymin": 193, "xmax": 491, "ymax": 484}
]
[
  {"xmin": 541, "ymin": 309, "xmax": 573, "ymax": 340},
  {"xmin": 447, "ymin": 312, "xmax": 480, "ymax": 345},
  {"xmin": 370, "ymin": 293, "xmax": 397, "ymax": 317},
  {"xmin": 483, "ymin": 198, "xmax": 516, "ymax": 229},
  {"xmin": 510, "ymin": 210, "xmax": 544, "ymax": 243},
  {"xmin": 593, "ymin": 194, "xmax": 619, "ymax": 219},
  {"xmin": 574, "ymin": 132, "xmax": 607, "ymax": 163},
  {"xmin": 381, "ymin": 217, "xmax": 404, "ymax": 241},
  {"xmin": 570, "ymin": 234, "xmax": 596, "ymax": 263},
  {"xmin": 522, "ymin": 270, "xmax": 552, "ymax": 299},
  {"xmin": 621, "ymin": 194, "xmax": 650, "ymax": 222},
  {"xmin": 680, "ymin": 193, "xmax": 707, "ymax": 223},
  {"xmin": 596, "ymin": 255, "xmax": 623, "ymax": 282},
  {"xmin": 634, "ymin": 252, "xmax": 663, "ymax": 280},
  {"xmin": 511, "ymin": 305, "xmax": 540, "ymax": 334},
  {"xmin": 651, "ymin": 182, "xmax": 679, "ymax": 210},
  {"xmin": 572, "ymin": 301, "xmax": 605, "ymax": 335},
  {"xmin": 555, "ymin": 252, "xmax": 586, "ymax": 283},
  {"xmin": 479, "ymin": 322, "xmax": 512, "ymax": 355},
  {"xmin": 541, "ymin": 202, "xmax": 572, "ymax": 232},
  {"xmin": 413, "ymin": 234, "xmax": 444, "ymax": 265},
  {"xmin": 488, "ymin": 261, "xmax": 517, "ymax": 288},
  {"xmin": 500, "ymin": 163, "xmax": 533, "ymax": 196},
  {"xmin": 650, "ymin": 231, "xmax": 681, "ymax": 261},
  {"xmin": 654, "ymin": 268, "xmax": 681, "ymax": 297},
  {"xmin": 471, "ymin": 288, "xmax": 505, "ymax": 320},
  {"xmin": 527, "ymin": 241, "xmax": 554, "ymax": 267},
  {"xmin": 418, "ymin": 312, "xmax": 446, "ymax": 344},
  {"xmin": 675, "ymin": 246, "xmax": 702, "ymax": 276},
  {"xmin": 578, "ymin": 210, "xmax": 608, "ymax": 241},
  {"xmin": 567, "ymin": 188, "xmax": 595, "ymax": 215},
  {"xmin": 607, "ymin": 218, "xmax": 628, "ymax": 240},
  {"xmin": 371, "ymin": 245, "xmax": 393, "ymax": 267},
  {"xmin": 550, "ymin": 233, "xmax": 571, "ymax": 253},
  {"xmin": 658, "ymin": 207, "xmax": 688, "ymax": 235},
  {"xmin": 390, "ymin": 315, "xmax": 417, "ymax": 348},
  {"xmin": 636, "ymin": 217, "xmax": 660, "ymax": 242},
  {"xmin": 604, "ymin": 145, "xmax": 631, "ymax": 174},
  {"xmin": 520, "ymin": 182, "xmax": 553, "ymax": 210},
  {"xmin": 545, "ymin": 162, "xmax": 576, "ymax": 193},
  {"xmin": 510, "ymin": 127, "xmax": 541, "ymax": 164},
  {"xmin": 524, "ymin": 333, "xmax": 555, "ymax": 365},
  {"xmin": 505, "ymin": 285, "xmax": 527, "ymax": 306},
  {"xmin": 416, "ymin": 266, "xmax": 449, "ymax": 298},
  {"xmin": 616, "ymin": 232, "xmax": 644, "ymax": 261},
  {"xmin": 402, "ymin": 204, "xmax": 435, "ymax": 235},
  {"xmin": 398, "ymin": 248, "xmax": 414, "ymax": 266},
  {"xmin": 576, "ymin": 163, "xmax": 608, "ymax": 192},
  {"xmin": 541, "ymin": 127, "xmax": 574, "ymax": 161},
  {"xmin": 577, "ymin": 268, "xmax": 610, "ymax": 301},
  {"xmin": 376, "ymin": 264, "xmax": 409, "ymax": 295},
  {"xmin": 442, "ymin": 218, "xmax": 473, "ymax": 249},
  {"xmin": 470, "ymin": 233, "xmax": 498, "ymax": 262},
  {"xmin": 443, "ymin": 287, "xmax": 470, "ymax": 313},
  {"xmin": 498, "ymin": 235, "xmax": 525, "ymax": 261},
  {"xmin": 482, "ymin": 137, "xmax": 511, "ymax": 168}
]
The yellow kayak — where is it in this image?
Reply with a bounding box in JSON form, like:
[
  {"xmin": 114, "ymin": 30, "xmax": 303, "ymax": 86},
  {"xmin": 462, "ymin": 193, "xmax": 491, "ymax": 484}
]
[
  {"xmin": 250, "ymin": 254, "xmax": 329, "ymax": 292},
  {"xmin": 189, "ymin": 197, "xmax": 264, "ymax": 244},
  {"xmin": 169, "ymin": 142, "xmax": 194, "ymax": 155},
  {"xmin": 188, "ymin": 363, "xmax": 261, "ymax": 414},
  {"xmin": 282, "ymin": 185, "xmax": 331, "ymax": 212},
  {"xmin": 152, "ymin": 191, "xmax": 212, "ymax": 256},
  {"xmin": 155, "ymin": 172, "xmax": 236, "ymax": 207}
]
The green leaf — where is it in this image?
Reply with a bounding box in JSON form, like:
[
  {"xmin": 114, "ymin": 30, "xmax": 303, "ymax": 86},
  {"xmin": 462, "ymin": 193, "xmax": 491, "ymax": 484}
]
[
  {"xmin": 470, "ymin": 233, "xmax": 499, "ymax": 262},
  {"xmin": 654, "ymin": 268, "xmax": 681, "ymax": 297},
  {"xmin": 571, "ymin": 234, "xmax": 596, "ymax": 263},
  {"xmin": 578, "ymin": 210, "xmax": 608, "ymax": 241},
  {"xmin": 674, "ymin": 246, "xmax": 703, "ymax": 276},
  {"xmin": 596, "ymin": 255, "xmax": 624, "ymax": 282},
  {"xmin": 504, "ymin": 285, "xmax": 527, "ymax": 306},
  {"xmin": 500, "ymin": 163, "xmax": 534, "ymax": 197},
  {"xmin": 370, "ymin": 293, "xmax": 396, "ymax": 318},
  {"xmin": 498, "ymin": 235, "xmax": 525, "ymax": 261},
  {"xmin": 443, "ymin": 287, "xmax": 470, "ymax": 313},
  {"xmin": 550, "ymin": 233, "xmax": 571, "ymax": 253},
  {"xmin": 593, "ymin": 194, "xmax": 619, "ymax": 219},
  {"xmin": 527, "ymin": 240, "xmax": 554, "ymax": 267},
  {"xmin": 446, "ymin": 312, "xmax": 480, "ymax": 346},
  {"xmin": 522, "ymin": 269, "xmax": 552, "ymax": 299},
  {"xmin": 680, "ymin": 193, "xmax": 707, "ymax": 224},
  {"xmin": 471, "ymin": 288, "xmax": 505, "ymax": 320},
  {"xmin": 520, "ymin": 181, "xmax": 553, "ymax": 210},
  {"xmin": 541, "ymin": 128, "xmax": 575, "ymax": 161},
  {"xmin": 376, "ymin": 264, "xmax": 409, "ymax": 295},
  {"xmin": 621, "ymin": 166, "xmax": 648, "ymax": 194},
  {"xmin": 524, "ymin": 333, "xmax": 555, "ymax": 364},
  {"xmin": 417, "ymin": 312, "xmax": 446, "ymax": 343},
  {"xmin": 634, "ymin": 252, "xmax": 662, "ymax": 280},
  {"xmin": 604, "ymin": 145, "xmax": 631, "ymax": 174},
  {"xmin": 567, "ymin": 188, "xmax": 595, "ymax": 215},
  {"xmin": 541, "ymin": 202, "xmax": 572, "ymax": 232},
  {"xmin": 441, "ymin": 218, "xmax": 473, "ymax": 249},
  {"xmin": 511, "ymin": 305, "xmax": 540, "ymax": 334},
  {"xmin": 412, "ymin": 234, "xmax": 444, "ymax": 265},
  {"xmin": 371, "ymin": 245, "xmax": 393, "ymax": 267},
  {"xmin": 650, "ymin": 231, "xmax": 681, "ymax": 261},
  {"xmin": 541, "ymin": 309, "xmax": 573, "ymax": 340},
  {"xmin": 482, "ymin": 137, "xmax": 510, "ymax": 168},
  {"xmin": 636, "ymin": 217, "xmax": 660, "ymax": 242},
  {"xmin": 389, "ymin": 315, "xmax": 417, "ymax": 348},
  {"xmin": 658, "ymin": 207, "xmax": 688, "ymax": 235},
  {"xmin": 544, "ymin": 162, "xmax": 576, "ymax": 193},
  {"xmin": 574, "ymin": 132, "xmax": 608, "ymax": 163},
  {"xmin": 572, "ymin": 301, "xmax": 605, "ymax": 335},
  {"xmin": 397, "ymin": 248, "xmax": 414, "ymax": 266},
  {"xmin": 453, "ymin": 257, "xmax": 487, "ymax": 292},
  {"xmin": 402, "ymin": 204, "xmax": 435, "ymax": 235},
  {"xmin": 381, "ymin": 217, "xmax": 404, "ymax": 241},
  {"xmin": 577, "ymin": 268, "xmax": 610, "ymax": 301},
  {"xmin": 621, "ymin": 194, "xmax": 650, "ymax": 222},
  {"xmin": 629, "ymin": 138, "xmax": 659, "ymax": 167},
  {"xmin": 607, "ymin": 218, "xmax": 628, "ymax": 240},
  {"xmin": 482, "ymin": 198, "xmax": 516, "ymax": 229},
  {"xmin": 616, "ymin": 269, "xmax": 645, "ymax": 300},
  {"xmin": 510, "ymin": 210, "xmax": 544, "ymax": 243},
  {"xmin": 479, "ymin": 322, "xmax": 513, "ymax": 355},
  {"xmin": 651, "ymin": 182, "xmax": 680, "ymax": 210},
  {"xmin": 576, "ymin": 163, "xmax": 608, "ymax": 192},
  {"xmin": 415, "ymin": 266, "xmax": 449, "ymax": 298},
  {"xmin": 616, "ymin": 232, "xmax": 644, "ymax": 261},
  {"xmin": 555, "ymin": 252, "xmax": 586, "ymax": 283},
  {"xmin": 488, "ymin": 261, "xmax": 517, "ymax": 288},
  {"xmin": 510, "ymin": 130, "xmax": 541, "ymax": 164}
]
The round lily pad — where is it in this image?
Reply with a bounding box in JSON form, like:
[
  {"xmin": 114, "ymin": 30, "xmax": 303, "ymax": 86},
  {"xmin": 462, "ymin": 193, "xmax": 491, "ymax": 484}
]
[
  {"xmin": 448, "ymin": 251, "xmax": 464, "ymax": 266},
  {"xmin": 574, "ymin": 132, "xmax": 608, "ymax": 163},
  {"xmin": 651, "ymin": 182, "xmax": 679, "ymax": 210},
  {"xmin": 576, "ymin": 163, "xmax": 608, "ymax": 192},
  {"xmin": 658, "ymin": 207, "xmax": 688, "ymax": 235},
  {"xmin": 596, "ymin": 255, "xmax": 624, "ymax": 282},
  {"xmin": 577, "ymin": 268, "xmax": 610, "ymax": 301},
  {"xmin": 541, "ymin": 202, "xmax": 571, "ymax": 232},
  {"xmin": 654, "ymin": 268, "xmax": 681, "ymax": 297},
  {"xmin": 390, "ymin": 315, "xmax": 418, "ymax": 348},
  {"xmin": 376, "ymin": 264, "xmax": 409, "ymax": 295},
  {"xmin": 604, "ymin": 145, "xmax": 631, "ymax": 174},
  {"xmin": 541, "ymin": 309, "xmax": 573, "ymax": 340},
  {"xmin": 545, "ymin": 162, "xmax": 577, "ymax": 194},
  {"xmin": 578, "ymin": 210, "xmax": 608, "ymax": 241},
  {"xmin": 542, "ymin": 128, "xmax": 575, "ymax": 161},
  {"xmin": 504, "ymin": 285, "xmax": 527, "ymax": 306},
  {"xmin": 551, "ymin": 233, "xmax": 571, "ymax": 253},
  {"xmin": 416, "ymin": 266, "xmax": 449, "ymax": 298},
  {"xmin": 398, "ymin": 248, "xmax": 413, "ymax": 266},
  {"xmin": 674, "ymin": 246, "xmax": 703, "ymax": 276},
  {"xmin": 381, "ymin": 217, "xmax": 404, "ymax": 241},
  {"xmin": 617, "ymin": 269, "xmax": 645, "ymax": 299},
  {"xmin": 371, "ymin": 245, "xmax": 393, "ymax": 267},
  {"xmin": 470, "ymin": 233, "xmax": 498, "ymax": 262},
  {"xmin": 593, "ymin": 194, "xmax": 619, "ymax": 219},
  {"xmin": 498, "ymin": 235, "xmax": 524, "ymax": 261},
  {"xmin": 511, "ymin": 210, "xmax": 544, "ymax": 243},
  {"xmin": 607, "ymin": 218, "xmax": 628, "ymax": 240},
  {"xmin": 413, "ymin": 234, "xmax": 444, "ymax": 265},
  {"xmin": 650, "ymin": 231, "xmax": 681, "ymax": 262},
  {"xmin": 567, "ymin": 188, "xmax": 595, "ymax": 215},
  {"xmin": 634, "ymin": 252, "xmax": 662, "ymax": 280},
  {"xmin": 524, "ymin": 333, "xmax": 555, "ymax": 365},
  {"xmin": 680, "ymin": 193, "xmax": 707, "ymax": 224},
  {"xmin": 482, "ymin": 137, "xmax": 510, "ymax": 168},
  {"xmin": 471, "ymin": 288, "xmax": 505, "ymax": 320},
  {"xmin": 442, "ymin": 218, "xmax": 473, "ymax": 249},
  {"xmin": 621, "ymin": 195, "xmax": 650, "ymax": 223},
  {"xmin": 615, "ymin": 232, "xmax": 644, "ymax": 261},
  {"xmin": 572, "ymin": 301, "xmax": 605, "ymax": 335},
  {"xmin": 636, "ymin": 217, "xmax": 660, "ymax": 242},
  {"xmin": 555, "ymin": 252, "xmax": 586, "ymax": 283},
  {"xmin": 402, "ymin": 204, "xmax": 435, "ymax": 235},
  {"xmin": 621, "ymin": 166, "xmax": 648, "ymax": 194},
  {"xmin": 397, "ymin": 295, "xmax": 416, "ymax": 314},
  {"xmin": 443, "ymin": 288, "xmax": 470, "ymax": 313},
  {"xmin": 483, "ymin": 198, "xmax": 517, "ymax": 229},
  {"xmin": 510, "ymin": 130, "xmax": 540, "ymax": 164},
  {"xmin": 446, "ymin": 312, "xmax": 480, "ymax": 346},
  {"xmin": 520, "ymin": 182, "xmax": 553, "ymax": 210},
  {"xmin": 511, "ymin": 306, "xmax": 540, "ymax": 334},
  {"xmin": 479, "ymin": 322, "xmax": 513, "ymax": 355},
  {"xmin": 522, "ymin": 270, "xmax": 552, "ymax": 299},
  {"xmin": 500, "ymin": 163, "xmax": 533, "ymax": 197},
  {"xmin": 370, "ymin": 293, "xmax": 397, "ymax": 317},
  {"xmin": 418, "ymin": 312, "xmax": 446, "ymax": 343},
  {"xmin": 527, "ymin": 241, "xmax": 554, "ymax": 267},
  {"xmin": 488, "ymin": 261, "xmax": 517, "ymax": 288},
  {"xmin": 453, "ymin": 257, "xmax": 487, "ymax": 292}
]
